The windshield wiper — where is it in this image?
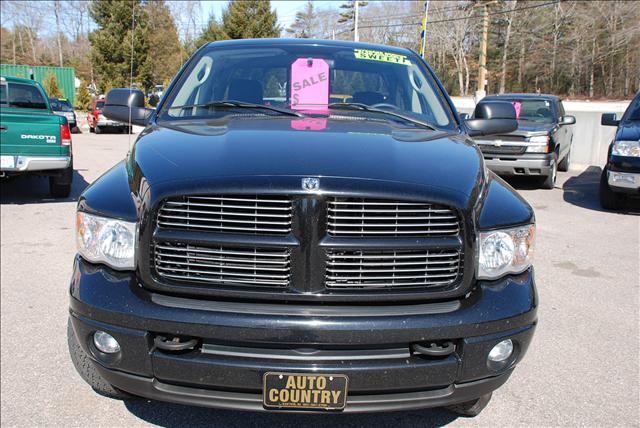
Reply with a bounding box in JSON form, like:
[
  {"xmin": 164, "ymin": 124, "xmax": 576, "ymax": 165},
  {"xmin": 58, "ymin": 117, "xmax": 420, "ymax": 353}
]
[
  {"xmin": 168, "ymin": 100, "xmax": 304, "ymax": 118},
  {"xmin": 328, "ymin": 102, "xmax": 436, "ymax": 131}
]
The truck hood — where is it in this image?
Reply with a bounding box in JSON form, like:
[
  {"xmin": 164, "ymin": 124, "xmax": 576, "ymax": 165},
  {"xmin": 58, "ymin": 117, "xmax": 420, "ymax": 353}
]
[
  {"xmin": 130, "ymin": 116, "xmax": 483, "ymax": 198},
  {"xmin": 616, "ymin": 123, "xmax": 640, "ymax": 141}
]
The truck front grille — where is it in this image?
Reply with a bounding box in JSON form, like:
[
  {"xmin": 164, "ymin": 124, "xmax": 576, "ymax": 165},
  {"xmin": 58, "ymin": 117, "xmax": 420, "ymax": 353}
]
[
  {"xmin": 157, "ymin": 195, "xmax": 293, "ymax": 235},
  {"xmin": 153, "ymin": 242, "xmax": 291, "ymax": 287},
  {"xmin": 478, "ymin": 145, "xmax": 527, "ymax": 155},
  {"xmin": 327, "ymin": 197, "xmax": 459, "ymax": 237},
  {"xmin": 325, "ymin": 249, "xmax": 462, "ymax": 289}
]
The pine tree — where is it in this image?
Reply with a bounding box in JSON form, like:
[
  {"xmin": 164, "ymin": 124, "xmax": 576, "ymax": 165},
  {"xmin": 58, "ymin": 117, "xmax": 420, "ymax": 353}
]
[
  {"xmin": 43, "ymin": 72, "xmax": 63, "ymax": 98},
  {"xmin": 338, "ymin": 1, "xmax": 368, "ymax": 27},
  {"xmin": 222, "ymin": 0, "xmax": 280, "ymax": 40},
  {"xmin": 75, "ymin": 80, "xmax": 93, "ymax": 110},
  {"xmin": 139, "ymin": 0, "xmax": 182, "ymax": 91},
  {"xmin": 286, "ymin": 1, "xmax": 317, "ymax": 38},
  {"xmin": 195, "ymin": 14, "xmax": 228, "ymax": 49},
  {"xmin": 89, "ymin": 0, "xmax": 150, "ymax": 90}
]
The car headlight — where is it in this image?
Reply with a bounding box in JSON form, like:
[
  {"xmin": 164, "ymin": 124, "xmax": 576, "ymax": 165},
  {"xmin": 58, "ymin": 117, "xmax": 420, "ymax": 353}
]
[
  {"xmin": 526, "ymin": 135, "xmax": 549, "ymax": 153},
  {"xmin": 76, "ymin": 212, "xmax": 137, "ymax": 270},
  {"xmin": 477, "ymin": 224, "xmax": 535, "ymax": 280},
  {"xmin": 612, "ymin": 140, "xmax": 640, "ymax": 157}
]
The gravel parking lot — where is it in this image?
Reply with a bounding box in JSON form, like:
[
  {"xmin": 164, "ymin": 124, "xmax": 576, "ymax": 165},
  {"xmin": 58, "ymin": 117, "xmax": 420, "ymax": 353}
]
[{"xmin": 1, "ymin": 131, "xmax": 638, "ymax": 427}]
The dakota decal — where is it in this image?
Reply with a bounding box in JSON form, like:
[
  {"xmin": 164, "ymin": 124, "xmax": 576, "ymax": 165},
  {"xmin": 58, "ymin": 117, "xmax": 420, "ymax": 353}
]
[
  {"xmin": 353, "ymin": 49, "xmax": 411, "ymax": 65},
  {"xmin": 21, "ymin": 134, "xmax": 57, "ymax": 144}
]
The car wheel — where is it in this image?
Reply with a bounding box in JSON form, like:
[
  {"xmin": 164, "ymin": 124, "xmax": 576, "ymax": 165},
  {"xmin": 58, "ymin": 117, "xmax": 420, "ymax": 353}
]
[
  {"xmin": 49, "ymin": 165, "xmax": 73, "ymax": 198},
  {"xmin": 95, "ymin": 125, "xmax": 102, "ymax": 134},
  {"xmin": 89, "ymin": 125, "xmax": 95, "ymax": 133},
  {"xmin": 541, "ymin": 155, "xmax": 557, "ymax": 189},
  {"xmin": 67, "ymin": 318, "xmax": 131, "ymax": 399},
  {"xmin": 444, "ymin": 393, "xmax": 492, "ymax": 417},
  {"xmin": 558, "ymin": 147, "xmax": 571, "ymax": 172},
  {"xmin": 71, "ymin": 126, "xmax": 81, "ymax": 134},
  {"xmin": 600, "ymin": 168, "xmax": 623, "ymax": 210}
]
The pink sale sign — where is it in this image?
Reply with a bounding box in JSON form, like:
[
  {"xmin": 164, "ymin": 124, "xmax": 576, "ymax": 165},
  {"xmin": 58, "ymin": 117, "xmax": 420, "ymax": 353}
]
[{"xmin": 290, "ymin": 58, "xmax": 329, "ymax": 111}]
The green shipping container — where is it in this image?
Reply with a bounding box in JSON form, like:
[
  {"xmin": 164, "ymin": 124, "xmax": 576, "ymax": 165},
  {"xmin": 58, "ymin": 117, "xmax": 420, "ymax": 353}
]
[{"xmin": 0, "ymin": 64, "xmax": 76, "ymax": 105}]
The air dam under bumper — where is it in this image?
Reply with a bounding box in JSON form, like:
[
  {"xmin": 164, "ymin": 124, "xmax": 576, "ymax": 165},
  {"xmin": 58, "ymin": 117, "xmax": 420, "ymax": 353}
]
[
  {"xmin": 69, "ymin": 257, "xmax": 537, "ymax": 412},
  {"xmin": 483, "ymin": 153, "xmax": 554, "ymax": 176}
]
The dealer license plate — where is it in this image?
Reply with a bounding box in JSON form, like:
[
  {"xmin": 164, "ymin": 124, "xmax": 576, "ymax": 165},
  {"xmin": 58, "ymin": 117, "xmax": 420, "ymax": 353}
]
[
  {"xmin": 1, "ymin": 156, "xmax": 15, "ymax": 169},
  {"xmin": 263, "ymin": 372, "xmax": 348, "ymax": 410}
]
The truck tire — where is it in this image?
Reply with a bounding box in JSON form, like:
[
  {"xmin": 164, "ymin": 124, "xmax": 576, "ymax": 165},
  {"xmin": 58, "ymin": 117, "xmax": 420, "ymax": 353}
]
[
  {"xmin": 558, "ymin": 147, "xmax": 571, "ymax": 172},
  {"xmin": 600, "ymin": 168, "xmax": 623, "ymax": 210},
  {"xmin": 444, "ymin": 393, "xmax": 492, "ymax": 417},
  {"xmin": 95, "ymin": 125, "xmax": 102, "ymax": 134},
  {"xmin": 541, "ymin": 155, "xmax": 557, "ymax": 189},
  {"xmin": 49, "ymin": 165, "xmax": 73, "ymax": 198},
  {"xmin": 67, "ymin": 318, "xmax": 131, "ymax": 399}
]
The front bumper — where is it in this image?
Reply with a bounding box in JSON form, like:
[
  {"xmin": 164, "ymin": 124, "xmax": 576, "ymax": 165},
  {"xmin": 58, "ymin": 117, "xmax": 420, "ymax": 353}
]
[
  {"xmin": 607, "ymin": 170, "xmax": 640, "ymax": 193},
  {"xmin": 0, "ymin": 155, "xmax": 71, "ymax": 172},
  {"xmin": 69, "ymin": 257, "xmax": 538, "ymax": 412},
  {"xmin": 483, "ymin": 153, "xmax": 554, "ymax": 176}
]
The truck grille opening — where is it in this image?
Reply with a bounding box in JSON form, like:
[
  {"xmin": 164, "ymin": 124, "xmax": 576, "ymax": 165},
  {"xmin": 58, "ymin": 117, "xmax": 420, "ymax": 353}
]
[
  {"xmin": 478, "ymin": 145, "xmax": 527, "ymax": 155},
  {"xmin": 153, "ymin": 242, "xmax": 291, "ymax": 287},
  {"xmin": 327, "ymin": 198, "xmax": 459, "ymax": 237},
  {"xmin": 157, "ymin": 195, "xmax": 293, "ymax": 235},
  {"xmin": 325, "ymin": 249, "xmax": 462, "ymax": 289}
]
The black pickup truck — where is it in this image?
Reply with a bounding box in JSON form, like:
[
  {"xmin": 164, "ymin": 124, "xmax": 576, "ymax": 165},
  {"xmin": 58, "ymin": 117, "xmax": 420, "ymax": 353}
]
[
  {"xmin": 68, "ymin": 39, "xmax": 537, "ymax": 416},
  {"xmin": 600, "ymin": 91, "xmax": 640, "ymax": 209},
  {"xmin": 470, "ymin": 94, "xmax": 575, "ymax": 189}
]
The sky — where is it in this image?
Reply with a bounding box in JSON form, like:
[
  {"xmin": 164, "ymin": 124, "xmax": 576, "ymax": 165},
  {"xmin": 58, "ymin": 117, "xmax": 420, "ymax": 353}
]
[{"xmin": 201, "ymin": 1, "xmax": 340, "ymax": 28}]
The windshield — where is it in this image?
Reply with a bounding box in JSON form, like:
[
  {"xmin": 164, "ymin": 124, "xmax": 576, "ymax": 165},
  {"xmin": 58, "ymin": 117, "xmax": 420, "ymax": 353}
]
[
  {"xmin": 49, "ymin": 98, "xmax": 74, "ymax": 112},
  {"xmin": 159, "ymin": 44, "xmax": 455, "ymax": 129},
  {"xmin": 496, "ymin": 98, "xmax": 555, "ymax": 124},
  {"xmin": 621, "ymin": 93, "xmax": 640, "ymax": 122},
  {"xmin": 0, "ymin": 82, "xmax": 48, "ymax": 109}
]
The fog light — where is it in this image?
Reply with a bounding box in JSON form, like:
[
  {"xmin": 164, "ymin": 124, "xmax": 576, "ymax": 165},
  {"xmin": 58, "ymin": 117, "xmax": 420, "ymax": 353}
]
[
  {"xmin": 93, "ymin": 331, "xmax": 120, "ymax": 354},
  {"xmin": 488, "ymin": 339, "xmax": 513, "ymax": 362}
]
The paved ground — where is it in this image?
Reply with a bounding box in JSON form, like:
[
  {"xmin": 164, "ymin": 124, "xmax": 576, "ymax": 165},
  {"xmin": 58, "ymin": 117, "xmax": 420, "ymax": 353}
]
[{"xmin": 1, "ymin": 132, "xmax": 638, "ymax": 427}]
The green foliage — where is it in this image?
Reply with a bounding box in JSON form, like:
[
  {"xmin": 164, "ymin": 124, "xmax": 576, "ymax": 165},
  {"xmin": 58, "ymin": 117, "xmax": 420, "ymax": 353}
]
[
  {"xmin": 286, "ymin": 1, "xmax": 317, "ymax": 38},
  {"xmin": 75, "ymin": 79, "xmax": 93, "ymax": 110},
  {"xmin": 194, "ymin": 14, "xmax": 228, "ymax": 49},
  {"xmin": 89, "ymin": 0, "xmax": 150, "ymax": 90},
  {"xmin": 338, "ymin": 1, "xmax": 368, "ymax": 24},
  {"xmin": 222, "ymin": 0, "xmax": 280, "ymax": 39},
  {"xmin": 141, "ymin": 1, "xmax": 182, "ymax": 87},
  {"xmin": 42, "ymin": 72, "xmax": 63, "ymax": 98}
]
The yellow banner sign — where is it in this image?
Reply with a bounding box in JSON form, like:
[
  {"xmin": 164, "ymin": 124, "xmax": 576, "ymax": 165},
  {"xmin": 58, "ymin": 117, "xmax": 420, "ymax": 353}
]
[{"xmin": 354, "ymin": 49, "xmax": 411, "ymax": 66}]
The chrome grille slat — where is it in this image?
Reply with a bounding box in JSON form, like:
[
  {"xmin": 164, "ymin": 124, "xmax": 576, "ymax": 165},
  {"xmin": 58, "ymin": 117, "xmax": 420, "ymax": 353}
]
[
  {"xmin": 153, "ymin": 242, "xmax": 291, "ymax": 287},
  {"xmin": 158, "ymin": 195, "xmax": 293, "ymax": 235},
  {"xmin": 327, "ymin": 197, "xmax": 460, "ymax": 238},
  {"xmin": 325, "ymin": 249, "xmax": 462, "ymax": 289}
]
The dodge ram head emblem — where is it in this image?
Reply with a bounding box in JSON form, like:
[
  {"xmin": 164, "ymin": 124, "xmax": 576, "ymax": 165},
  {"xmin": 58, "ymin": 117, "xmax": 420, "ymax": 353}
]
[{"xmin": 302, "ymin": 177, "xmax": 320, "ymax": 191}]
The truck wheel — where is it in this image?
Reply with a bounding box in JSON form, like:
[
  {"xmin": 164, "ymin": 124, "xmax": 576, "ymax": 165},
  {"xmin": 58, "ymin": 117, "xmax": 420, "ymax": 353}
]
[
  {"xmin": 541, "ymin": 155, "xmax": 557, "ymax": 189},
  {"xmin": 67, "ymin": 318, "xmax": 131, "ymax": 399},
  {"xmin": 558, "ymin": 147, "xmax": 571, "ymax": 172},
  {"xmin": 600, "ymin": 168, "xmax": 623, "ymax": 210},
  {"xmin": 95, "ymin": 125, "xmax": 102, "ymax": 134},
  {"xmin": 49, "ymin": 165, "xmax": 73, "ymax": 198},
  {"xmin": 444, "ymin": 393, "xmax": 492, "ymax": 417}
]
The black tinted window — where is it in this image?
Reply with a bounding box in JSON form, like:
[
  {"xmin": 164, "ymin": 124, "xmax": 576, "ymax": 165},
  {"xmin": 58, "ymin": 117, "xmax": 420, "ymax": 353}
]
[{"xmin": 4, "ymin": 82, "xmax": 48, "ymax": 109}]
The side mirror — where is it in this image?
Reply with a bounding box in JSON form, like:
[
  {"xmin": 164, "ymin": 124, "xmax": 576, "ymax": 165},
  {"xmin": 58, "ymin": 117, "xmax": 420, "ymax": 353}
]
[
  {"xmin": 464, "ymin": 101, "xmax": 518, "ymax": 137},
  {"xmin": 601, "ymin": 113, "xmax": 619, "ymax": 127},
  {"xmin": 103, "ymin": 88, "xmax": 152, "ymax": 127},
  {"xmin": 559, "ymin": 115, "xmax": 576, "ymax": 125}
]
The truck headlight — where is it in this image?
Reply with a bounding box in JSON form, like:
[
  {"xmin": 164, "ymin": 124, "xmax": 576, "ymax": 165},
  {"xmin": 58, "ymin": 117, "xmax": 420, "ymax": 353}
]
[
  {"xmin": 477, "ymin": 224, "xmax": 535, "ymax": 280},
  {"xmin": 526, "ymin": 135, "xmax": 549, "ymax": 153},
  {"xmin": 76, "ymin": 212, "xmax": 137, "ymax": 270},
  {"xmin": 612, "ymin": 140, "xmax": 640, "ymax": 157}
]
